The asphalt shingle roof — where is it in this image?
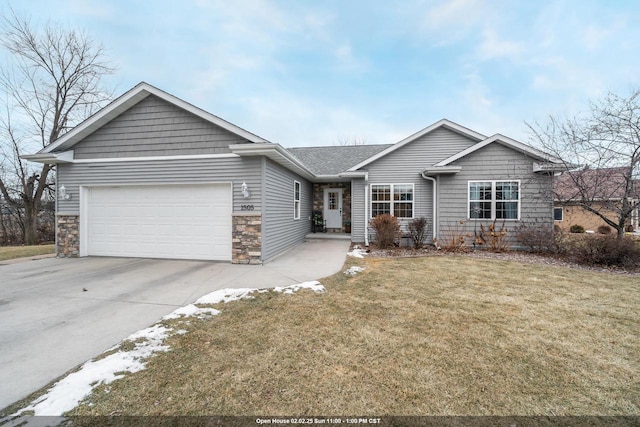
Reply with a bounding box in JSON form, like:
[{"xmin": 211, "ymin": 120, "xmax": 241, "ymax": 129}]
[{"xmin": 287, "ymin": 144, "xmax": 392, "ymax": 176}]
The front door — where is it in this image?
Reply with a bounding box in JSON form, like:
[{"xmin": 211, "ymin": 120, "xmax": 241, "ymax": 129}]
[{"xmin": 323, "ymin": 188, "xmax": 343, "ymax": 229}]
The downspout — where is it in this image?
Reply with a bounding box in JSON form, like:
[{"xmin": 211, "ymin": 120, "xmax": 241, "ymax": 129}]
[
  {"xmin": 421, "ymin": 172, "xmax": 438, "ymax": 241},
  {"xmin": 364, "ymin": 173, "xmax": 369, "ymax": 246},
  {"xmin": 54, "ymin": 168, "xmax": 58, "ymax": 256}
]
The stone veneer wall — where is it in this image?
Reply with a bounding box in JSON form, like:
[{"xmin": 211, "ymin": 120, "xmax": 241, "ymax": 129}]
[
  {"xmin": 312, "ymin": 183, "xmax": 351, "ymax": 232},
  {"xmin": 232, "ymin": 212, "xmax": 262, "ymax": 264},
  {"xmin": 57, "ymin": 214, "xmax": 80, "ymax": 257}
]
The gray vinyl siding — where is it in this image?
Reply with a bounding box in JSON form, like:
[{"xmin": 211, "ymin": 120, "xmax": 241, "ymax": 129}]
[
  {"xmin": 262, "ymin": 159, "xmax": 313, "ymax": 262},
  {"xmin": 358, "ymin": 127, "xmax": 471, "ymax": 242},
  {"xmin": 56, "ymin": 156, "xmax": 263, "ymax": 214},
  {"xmin": 71, "ymin": 95, "xmax": 251, "ymax": 159},
  {"xmin": 351, "ymin": 179, "xmax": 366, "ymax": 242},
  {"xmin": 438, "ymin": 143, "xmax": 554, "ymax": 247}
]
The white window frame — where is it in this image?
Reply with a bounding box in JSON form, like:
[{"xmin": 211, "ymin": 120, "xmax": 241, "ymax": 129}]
[
  {"xmin": 468, "ymin": 180, "xmax": 520, "ymax": 220},
  {"xmin": 370, "ymin": 183, "xmax": 414, "ymax": 219},
  {"xmin": 293, "ymin": 180, "xmax": 301, "ymax": 220},
  {"xmin": 553, "ymin": 207, "xmax": 563, "ymax": 221}
]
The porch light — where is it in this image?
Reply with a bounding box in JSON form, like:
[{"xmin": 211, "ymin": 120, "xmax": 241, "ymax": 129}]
[
  {"xmin": 241, "ymin": 181, "xmax": 250, "ymax": 198},
  {"xmin": 59, "ymin": 185, "xmax": 71, "ymax": 200}
]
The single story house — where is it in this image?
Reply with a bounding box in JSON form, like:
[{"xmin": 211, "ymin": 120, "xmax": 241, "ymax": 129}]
[
  {"xmin": 553, "ymin": 167, "xmax": 640, "ymax": 233},
  {"xmin": 24, "ymin": 82, "xmax": 566, "ymax": 263}
]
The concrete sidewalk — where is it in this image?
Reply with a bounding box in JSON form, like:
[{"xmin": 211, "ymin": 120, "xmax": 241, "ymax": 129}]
[{"xmin": 0, "ymin": 239, "xmax": 350, "ymax": 410}]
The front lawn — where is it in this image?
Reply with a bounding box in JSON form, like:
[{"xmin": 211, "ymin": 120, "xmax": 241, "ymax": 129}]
[
  {"xmin": 0, "ymin": 244, "xmax": 54, "ymax": 261},
  {"xmin": 45, "ymin": 256, "xmax": 640, "ymax": 415}
]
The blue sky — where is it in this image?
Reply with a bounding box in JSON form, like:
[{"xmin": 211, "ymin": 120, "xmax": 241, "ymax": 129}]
[{"xmin": 3, "ymin": 0, "xmax": 640, "ymax": 147}]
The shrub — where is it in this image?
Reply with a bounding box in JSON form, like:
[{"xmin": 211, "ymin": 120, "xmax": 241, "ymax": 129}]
[
  {"xmin": 597, "ymin": 225, "xmax": 612, "ymax": 235},
  {"xmin": 437, "ymin": 220, "xmax": 470, "ymax": 252},
  {"xmin": 478, "ymin": 219, "xmax": 509, "ymax": 252},
  {"xmin": 516, "ymin": 222, "xmax": 564, "ymax": 253},
  {"xmin": 408, "ymin": 217, "xmax": 428, "ymax": 249},
  {"xmin": 570, "ymin": 224, "xmax": 585, "ymax": 233},
  {"xmin": 369, "ymin": 214, "xmax": 401, "ymax": 249},
  {"xmin": 564, "ymin": 235, "xmax": 640, "ymax": 267}
]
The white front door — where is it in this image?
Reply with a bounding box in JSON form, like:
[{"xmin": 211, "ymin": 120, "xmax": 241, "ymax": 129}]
[{"xmin": 323, "ymin": 188, "xmax": 343, "ymax": 229}]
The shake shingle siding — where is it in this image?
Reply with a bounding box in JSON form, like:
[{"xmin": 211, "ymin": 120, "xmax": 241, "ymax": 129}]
[
  {"xmin": 72, "ymin": 95, "xmax": 250, "ymax": 159},
  {"xmin": 56, "ymin": 157, "xmax": 263, "ymax": 214},
  {"xmin": 262, "ymin": 159, "xmax": 313, "ymax": 261},
  {"xmin": 438, "ymin": 143, "xmax": 554, "ymax": 245},
  {"xmin": 357, "ymin": 127, "xmax": 477, "ymax": 242}
]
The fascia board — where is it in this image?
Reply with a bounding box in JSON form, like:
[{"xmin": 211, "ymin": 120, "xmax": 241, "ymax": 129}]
[{"xmin": 230, "ymin": 144, "xmax": 316, "ymax": 180}]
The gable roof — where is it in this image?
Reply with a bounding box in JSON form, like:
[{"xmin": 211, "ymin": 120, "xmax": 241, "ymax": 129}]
[
  {"xmin": 287, "ymin": 144, "xmax": 392, "ymax": 176},
  {"xmin": 347, "ymin": 119, "xmax": 486, "ymax": 171},
  {"xmin": 41, "ymin": 82, "xmax": 269, "ymax": 154},
  {"xmin": 434, "ymin": 133, "xmax": 564, "ymax": 166}
]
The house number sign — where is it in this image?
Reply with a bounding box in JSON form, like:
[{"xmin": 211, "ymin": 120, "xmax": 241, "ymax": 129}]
[{"xmin": 240, "ymin": 204, "xmax": 255, "ymax": 211}]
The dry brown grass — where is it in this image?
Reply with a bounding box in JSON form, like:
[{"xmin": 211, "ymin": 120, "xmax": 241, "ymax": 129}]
[
  {"xmin": 68, "ymin": 256, "xmax": 639, "ymax": 416},
  {"xmin": 0, "ymin": 244, "xmax": 54, "ymax": 261}
]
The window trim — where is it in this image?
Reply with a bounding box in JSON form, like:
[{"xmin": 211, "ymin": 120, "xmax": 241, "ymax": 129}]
[
  {"xmin": 370, "ymin": 183, "xmax": 415, "ymax": 219},
  {"xmin": 468, "ymin": 180, "xmax": 521, "ymax": 221},
  {"xmin": 293, "ymin": 180, "xmax": 301, "ymax": 220},
  {"xmin": 553, "ymin": 207, "xmax": 563, "ymax": 221}
]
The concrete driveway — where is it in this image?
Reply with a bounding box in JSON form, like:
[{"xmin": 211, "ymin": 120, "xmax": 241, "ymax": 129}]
[{"xmin": 0, "ymin": 239, "xmax": 350, "ymax": 410}]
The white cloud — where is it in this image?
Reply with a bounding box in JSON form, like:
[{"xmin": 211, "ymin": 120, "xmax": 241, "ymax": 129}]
[
  {"xmin": 476, "ymin": 27, "xmax": 524, "ymax": 61},
  {"xmin": 239, "ymin": 91, "xmax": 406, "ymax": 147},
  {"xmin": 419, "ymin": 0, "xmax": 486, "ymax": 44}
]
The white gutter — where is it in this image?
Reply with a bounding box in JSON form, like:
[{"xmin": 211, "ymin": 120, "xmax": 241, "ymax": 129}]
[
  {"xmin": 421, "ymin": 171, "xmax": 438, "ymax": 241},
  {"xmin": 364, "ymin": 176, "xmax": 369, "ymax": 247}
]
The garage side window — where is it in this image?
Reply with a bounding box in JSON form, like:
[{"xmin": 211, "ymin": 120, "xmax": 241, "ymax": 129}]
[
  {"xmin": 554, "ymin": 207, "xmax": 563, "ymax": 221},
  {"xmin": 294, "ymin": 180, "xmax": 301, "ymax": 220}
]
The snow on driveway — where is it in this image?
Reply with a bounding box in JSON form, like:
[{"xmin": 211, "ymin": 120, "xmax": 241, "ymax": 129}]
[{"xmin": 13, "ymin": 281, "xmax": 324, "ymax": 417}]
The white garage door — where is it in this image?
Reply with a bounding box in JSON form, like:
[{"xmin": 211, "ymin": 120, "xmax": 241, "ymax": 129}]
[{"xmin": 84, "ymin": 184, "xmax": 232, "ymax": 261}]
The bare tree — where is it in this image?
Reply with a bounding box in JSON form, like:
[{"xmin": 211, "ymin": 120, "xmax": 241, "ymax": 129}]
[
  {"xmin": 336, "ymin": 136, "xmax": 368, "ymax": 146},
  {"xmin": 528, "ymin": 89, "xmax": 640, "ymax": 239},
  {"xmin": 0, "ymin": 11, "xmax": 114, "ymax": 245}
]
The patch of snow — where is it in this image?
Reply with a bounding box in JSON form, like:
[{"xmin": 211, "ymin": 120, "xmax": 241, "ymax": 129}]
[
  {"xmin": 347, "ymin": 245, "xmax": 367, "ymax": 258},
  {"xmin": 344, "ymin": 266, "xmax": 365, "ymax": 276},
  {"xmin": 195, "ymin": 288, "xmax": 257, "ymax": 305},
  {"xmin": 273, "ymin": 281, "xmax": 325, "ymax": 294},
  {"xmin": 14, "ymin": 280, "xmax": 326, "ymax": 417},
  {"xmin": 163, "ymin": 304, "xmax": 221, "ymax": 320},
  {"xmin": 17, "ymin": 324, "xmax": 171, "ymax": 416}
]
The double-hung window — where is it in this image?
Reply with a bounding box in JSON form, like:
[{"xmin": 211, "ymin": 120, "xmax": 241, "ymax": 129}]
[
  {"xmin": 469, "ymin": 180, "xmax": 520, "ymax": 220},
  {"xmin": 294, "ymin": 181, "xmax": 301, "ymax": 220},
  {"xmin": 370, "ymin": 184, "xmax": 414, "ymax": 218}
]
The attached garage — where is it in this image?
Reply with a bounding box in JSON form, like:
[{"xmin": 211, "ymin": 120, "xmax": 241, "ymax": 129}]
[{"xmin": 80, "ymin": 183, "xmax": 232, "ymax": 261}]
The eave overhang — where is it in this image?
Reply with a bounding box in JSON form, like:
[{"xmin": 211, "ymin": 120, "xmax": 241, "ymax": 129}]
[
  {"xmin": 421, "ymin": 166, "xmax": 462, "ymax": 176},
  {"xmin": 20, "ymin": 151, "xmax": 74, "ymax": 164},
  {"xmin": 230, "ymin": 143, "xmax": 316, "ymax": 181}
]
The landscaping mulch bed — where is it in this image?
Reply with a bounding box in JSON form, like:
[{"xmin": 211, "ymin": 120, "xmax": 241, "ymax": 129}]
[{"xmin": 358, "ymin": 244, "xmax": 640, "ymax": 275}]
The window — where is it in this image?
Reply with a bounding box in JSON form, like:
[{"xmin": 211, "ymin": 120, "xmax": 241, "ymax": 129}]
[
  {"xmin": 469, "ymin": 180, "xmax": 520, "ymax": 220},
  {"xmin": 553, "ymin": 207, "xmax": 563, "ymax": 221},
  {"xmin": 294, "ymin": 181, "xmax": 301, "ymax": 220},
  {"xmin": 371, "ymin": 184, "xmax": 414, "ymax": 218}
]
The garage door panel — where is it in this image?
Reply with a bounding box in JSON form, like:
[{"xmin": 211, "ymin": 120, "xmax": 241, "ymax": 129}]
[{"xmin": 86, "ymin": 184, "xmax": 232, "ymax": 261}]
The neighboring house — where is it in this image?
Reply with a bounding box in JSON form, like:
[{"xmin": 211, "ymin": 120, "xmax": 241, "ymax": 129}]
[
  {"xmin": 24, "ymin": 82, "xmax": 566, "ymax": 263},
  {"xmin": 553, "ymin": 167, "xmax": 640, "ymax": 233}
]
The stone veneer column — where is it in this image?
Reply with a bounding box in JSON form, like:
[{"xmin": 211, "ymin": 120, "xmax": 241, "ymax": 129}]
[
  {"xmin": 232, "ymin": 212, "xmax": 262, "ymax": 264},
  {"xmin": 57, "ymin": 214, "xmax": 80, "ymax": 257}
]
